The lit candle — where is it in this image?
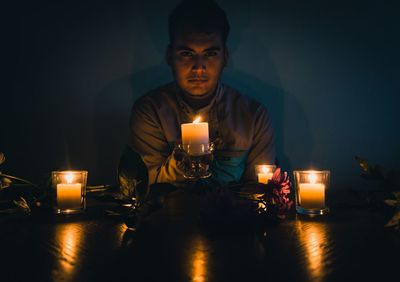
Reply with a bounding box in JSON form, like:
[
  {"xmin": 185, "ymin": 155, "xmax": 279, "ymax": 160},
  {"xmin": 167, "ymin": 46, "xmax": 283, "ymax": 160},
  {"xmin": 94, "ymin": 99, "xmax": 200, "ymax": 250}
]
[
  {"xmin": 57, "ymin": 173, "xmax": 82, "ymax": 210},
  {"xmin": 257, "ymin": 166, "xmax": 274, "ymax": 184},
  {"xmin": 181, "ymin": 116, "xmax": 209, "ymax": 155},
  {"xmin": 298, "ymin": 172, "xmax": 325, "ymax": 209}
]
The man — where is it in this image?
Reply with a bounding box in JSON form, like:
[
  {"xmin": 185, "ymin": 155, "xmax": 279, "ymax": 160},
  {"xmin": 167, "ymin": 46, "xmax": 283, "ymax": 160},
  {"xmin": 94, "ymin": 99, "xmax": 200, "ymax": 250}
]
[{"xmin": 128, "ymin": 0, "xmax": 274, "ymax": 188}]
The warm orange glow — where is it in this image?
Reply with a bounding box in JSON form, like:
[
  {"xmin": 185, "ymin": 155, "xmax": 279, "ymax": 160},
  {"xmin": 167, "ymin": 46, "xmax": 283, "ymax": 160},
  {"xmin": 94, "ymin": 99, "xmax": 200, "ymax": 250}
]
[
  {"xmin": 65, "ymin": 173, "xmax": 74, "ymax": 184},
  {"xmin": 308, "ymin": 173, "xmax": 317, "ymax": 184},
  {"xmin": 53, "ymin": 223, "xmax": 83, "ymax": 280},
  {"xmin": 296, "ymin": 221, "xmax": 328, "ymax": 280},
  {"xmin": 189, "ymin": 236, "xmax": 209, "ymax": 282},
  {"xmin": 261, "ymin": 166, "xmax": 270, "ymax": 174},
  {"xmin": 193, "ymin": 116, "xmax": 201, "ymax": 123},
  {"xmin": 256, "ymin": 165, "xmax": 275, "ymax": 184}
]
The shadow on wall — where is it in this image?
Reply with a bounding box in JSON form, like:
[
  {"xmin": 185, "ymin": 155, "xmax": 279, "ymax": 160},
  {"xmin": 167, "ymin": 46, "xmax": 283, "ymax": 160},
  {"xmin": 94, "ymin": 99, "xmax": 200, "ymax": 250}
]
[
  {"xmin": 93, "ymin": 0, "xmax": 174, "ymax": 185},
  {"xmin": 221, "ymin": 0, "xmax": 313, "ymax": 173},
  {"xmin": 223, "ymin": 62, "xmax": 313, "ymax": 174},
  {"xmin": 93, "ymin": 64, "xmax": 171, "ymax": 184}
]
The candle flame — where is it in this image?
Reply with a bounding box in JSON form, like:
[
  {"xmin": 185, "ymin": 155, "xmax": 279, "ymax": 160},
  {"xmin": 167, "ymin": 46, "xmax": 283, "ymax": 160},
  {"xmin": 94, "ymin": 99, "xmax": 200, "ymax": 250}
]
[
  {"xmin": 262, "ymin": 166, "xmax": 270, "ymax": 174},
  {"xmin": 193, "ymin": 116, "xmax": 201, "ymax": 124},
  {"xmin": 308, "ymin": 173, "xmax": 317, "ymax": 184},
  {"xmin": 65, "ymin": 173, "xmax": 74, "ymax": 184}
]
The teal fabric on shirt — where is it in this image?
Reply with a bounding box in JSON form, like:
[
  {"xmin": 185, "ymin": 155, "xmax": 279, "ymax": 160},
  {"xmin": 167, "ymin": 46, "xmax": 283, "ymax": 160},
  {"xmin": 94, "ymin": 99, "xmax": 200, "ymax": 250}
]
[{"xmin": 210, "ymin": 150, "xmax": 249, "ymax": 186}]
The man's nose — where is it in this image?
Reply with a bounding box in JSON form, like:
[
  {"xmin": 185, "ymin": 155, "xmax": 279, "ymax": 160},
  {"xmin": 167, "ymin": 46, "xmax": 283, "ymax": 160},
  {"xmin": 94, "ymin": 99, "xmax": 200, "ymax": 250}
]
[{"xmin": 192, "ymin": 55, "xmax": 206, "ymax": 71}]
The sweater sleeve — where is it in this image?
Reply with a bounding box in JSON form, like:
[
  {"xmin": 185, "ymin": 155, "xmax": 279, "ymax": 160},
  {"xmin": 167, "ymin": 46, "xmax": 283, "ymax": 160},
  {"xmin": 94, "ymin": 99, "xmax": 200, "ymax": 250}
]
[
  {"xmin": 128, "ymin": 97, "xmax": 186, "ymax": 186},
  {"xmin": 242, "ymin": 105, "xmax": 275, "ymax": 181}
]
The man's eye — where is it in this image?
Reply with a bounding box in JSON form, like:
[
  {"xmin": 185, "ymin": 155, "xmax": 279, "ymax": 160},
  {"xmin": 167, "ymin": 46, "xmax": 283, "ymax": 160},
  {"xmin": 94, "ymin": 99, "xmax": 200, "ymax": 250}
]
[
  {"xmin": 205, "ymin": 51, "xmax": 218, "ymax": 57},
  {"xmin": 179, "ymin": 51, "xmax": 193, "ymax": 57}
]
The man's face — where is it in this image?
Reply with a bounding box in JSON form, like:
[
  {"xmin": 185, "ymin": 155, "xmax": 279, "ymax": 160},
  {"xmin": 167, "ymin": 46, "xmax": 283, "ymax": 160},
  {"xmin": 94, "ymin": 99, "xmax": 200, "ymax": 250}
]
[{"xmin": 168, "ymin": 31, "xmax": 227, "ymax": 97}]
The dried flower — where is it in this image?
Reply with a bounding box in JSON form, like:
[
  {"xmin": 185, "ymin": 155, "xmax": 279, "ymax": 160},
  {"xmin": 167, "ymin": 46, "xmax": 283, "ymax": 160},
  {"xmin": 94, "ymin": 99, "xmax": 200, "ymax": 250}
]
[
  {"xmin": 199, "ymin": 167, "xmax": 294, "ymax": 226},
  {"xmin": 258, "ymin": 168, "xmax": 294, "ymax": 219}
]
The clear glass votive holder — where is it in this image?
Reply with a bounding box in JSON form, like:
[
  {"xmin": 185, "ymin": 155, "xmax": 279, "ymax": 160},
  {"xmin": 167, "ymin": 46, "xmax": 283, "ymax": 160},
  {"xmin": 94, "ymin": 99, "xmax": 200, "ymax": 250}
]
[
  {"xmin": 293, "ymin": 170, "xmax": 330, "ymax": 215},
  {"xmin": 52, "ymin": 170, "xmax": 88, "ymax": 214},
  {"xmin": 254, "ymin": 164, "xmax": 276, "ymax": 184},
  {"xmin": 178, "ymin": 143, "xmax": 214, "ymax": 179}
]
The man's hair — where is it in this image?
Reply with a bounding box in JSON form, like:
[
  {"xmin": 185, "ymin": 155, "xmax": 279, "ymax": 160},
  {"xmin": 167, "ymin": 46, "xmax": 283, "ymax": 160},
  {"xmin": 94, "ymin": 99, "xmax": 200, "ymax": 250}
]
[{"xmin": 168, "ymin": 0, "xmax": 230, "ymax": 45}]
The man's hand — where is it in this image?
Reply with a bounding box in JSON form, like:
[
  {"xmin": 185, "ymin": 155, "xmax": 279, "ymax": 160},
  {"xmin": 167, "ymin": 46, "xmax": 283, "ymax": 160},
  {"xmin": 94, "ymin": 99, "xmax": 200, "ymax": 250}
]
[
  {"xmin": 173, "ymin": 143, "xmax": 214, "ymax": 179},
  {"xmin": 173, "ymin": 145, "xmax": 190, "ymax": 172}
]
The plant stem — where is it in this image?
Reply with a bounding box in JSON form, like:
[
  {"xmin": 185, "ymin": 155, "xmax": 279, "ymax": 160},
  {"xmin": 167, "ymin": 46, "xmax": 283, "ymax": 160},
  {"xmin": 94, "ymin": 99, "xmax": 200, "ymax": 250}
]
[{"xmin": 0, "ymin": 173, "xmax": 38, "ymax": 188}]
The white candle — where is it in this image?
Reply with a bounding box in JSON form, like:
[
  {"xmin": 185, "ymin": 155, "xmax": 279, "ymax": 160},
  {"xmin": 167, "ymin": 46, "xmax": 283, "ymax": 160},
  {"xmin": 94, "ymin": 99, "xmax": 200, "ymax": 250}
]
[
  {"xmin": 181, "ymin": 116, "xmax": 209, "ymax": 155},
  {"xmin": 57, "ymin": 173, "xmax": 82, "ymax": 209},
  {"xmin": 257, "ymin": 166, "xmax": 274, "ymax": 184},
  {"xmin": 57, "ymin": 183, "xmax": 82, "ymax": 209},
  {"xmin": 298, "ymin": 173, "xmax": 325, "ymax": 209}
]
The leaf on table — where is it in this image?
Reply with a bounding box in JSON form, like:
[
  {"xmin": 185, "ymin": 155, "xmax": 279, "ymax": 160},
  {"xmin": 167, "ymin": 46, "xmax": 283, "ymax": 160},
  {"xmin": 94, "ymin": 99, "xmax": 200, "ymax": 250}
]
[
  {"xmin": 232, "ymin": 182, "xmax": 264, "ymax": 200},
  {"xmin": 0, "ymin": 176, "xmax": 13, "ymax": 189},
  {"xmin": 384, "ymin": 200, "xmax": 398, "ymax": 207},
  {"xmin": 0, "ymin": 152, "xmax": 5, "ymax": 165},
  {"xmin": 14, "ymin": 197, "xmax": 31, "ymax": 214},
  {"xmin": 384, "ymin": 210, "xmax": 400, "ymax": 229},
  {"xmin": 0, "ymin": 197, "xmax": 31, "ymax": 223},
  {"xmin": 105, "ymin": 210, "xmax": 122, "ymax": 216}
]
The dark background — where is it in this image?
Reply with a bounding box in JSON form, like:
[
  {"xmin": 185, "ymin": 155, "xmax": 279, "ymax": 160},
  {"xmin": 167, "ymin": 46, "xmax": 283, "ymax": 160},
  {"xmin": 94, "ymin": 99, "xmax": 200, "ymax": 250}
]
[{"xmin": 2, "ymin": 0, "xmax": 399, "ymax": 189}]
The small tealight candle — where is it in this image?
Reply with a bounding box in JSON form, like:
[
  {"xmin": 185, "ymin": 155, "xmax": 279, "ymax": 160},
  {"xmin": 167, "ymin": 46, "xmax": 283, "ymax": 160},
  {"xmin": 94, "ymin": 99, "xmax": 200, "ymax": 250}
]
[
  {"xmin": 181, "ymin": 116, "xmax": 209, "ymax": 155},
  {"xmin": 52, "ymin": 170, "xmax": 88, "ymax": 214},
  {"xmin": 255, "ymin": 165, "xmax": 276, "ymax": 184},
  {"xmin": 294, "ymin": 170, "xmax": 330, "ymax": 215}
]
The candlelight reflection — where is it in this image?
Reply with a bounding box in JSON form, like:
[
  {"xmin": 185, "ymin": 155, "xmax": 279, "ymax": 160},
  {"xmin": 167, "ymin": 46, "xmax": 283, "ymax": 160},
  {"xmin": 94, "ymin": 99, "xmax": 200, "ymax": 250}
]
[
  {"xmin": 52, "ymin": 223, "xmax": 83, "ymax": 280},
  {"xmin": 189, "ymin": 236, "xmax": 209, "ymax": 282},
  {"xmin": 296, "ymin": 221, "xmax": 331, "ymax": 280}
]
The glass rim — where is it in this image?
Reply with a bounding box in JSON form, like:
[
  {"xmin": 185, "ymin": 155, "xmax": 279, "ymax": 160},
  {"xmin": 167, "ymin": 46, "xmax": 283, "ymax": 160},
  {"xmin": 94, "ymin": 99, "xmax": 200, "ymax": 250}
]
[
  {"xmin": 51, "ymin": 170, "xmax": 88, "ymax": 174},
  {"xmin": 293, "ymin": 170, "xmax": 330, "ymax": 174}
]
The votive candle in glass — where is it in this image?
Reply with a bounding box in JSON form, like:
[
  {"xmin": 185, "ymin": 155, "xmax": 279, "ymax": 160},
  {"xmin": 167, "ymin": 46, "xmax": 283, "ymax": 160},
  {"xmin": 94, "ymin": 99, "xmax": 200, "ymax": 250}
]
[
  {"xmin": 255, "ymin": 165, "xmax": 276, "ymax": 184},
  {"xmin": 293, "ymin": 170, "xmax": 330, "ymax": 215},
  {"xmin": 52, "ymin": 170, "xmax": 88, "ymax": 214}
]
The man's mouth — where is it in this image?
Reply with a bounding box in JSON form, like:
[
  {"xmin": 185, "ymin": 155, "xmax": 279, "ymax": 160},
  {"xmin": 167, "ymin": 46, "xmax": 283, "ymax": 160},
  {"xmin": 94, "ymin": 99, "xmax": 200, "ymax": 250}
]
[{"xmin": 188, "ymin": 78, "xmax": 208, "ymax": 84}]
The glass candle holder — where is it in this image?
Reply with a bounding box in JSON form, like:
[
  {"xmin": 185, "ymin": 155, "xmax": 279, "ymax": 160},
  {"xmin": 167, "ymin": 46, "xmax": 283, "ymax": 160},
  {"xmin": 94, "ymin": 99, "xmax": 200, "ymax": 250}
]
[
  {"xmin": 52, "ymin": 170, "xmax": 88, "ymax": 214},
  {"xmin": 254, "ymin": 165, "xmax": 276, "ymax": 184},
  {"xmin": 293, "ymin": 170, "xmax": 330, "ymax": 215},
  {"xmin": 176, "ymin": 142, "xmax": 214, "ymax": 179}
]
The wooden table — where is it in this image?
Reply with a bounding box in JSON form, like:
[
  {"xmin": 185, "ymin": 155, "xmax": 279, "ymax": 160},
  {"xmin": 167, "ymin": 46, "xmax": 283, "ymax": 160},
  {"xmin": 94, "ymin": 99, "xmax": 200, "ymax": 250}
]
[{"xmin": 0, "ymin": 189, "xmax": 398, "ymax": 282}]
